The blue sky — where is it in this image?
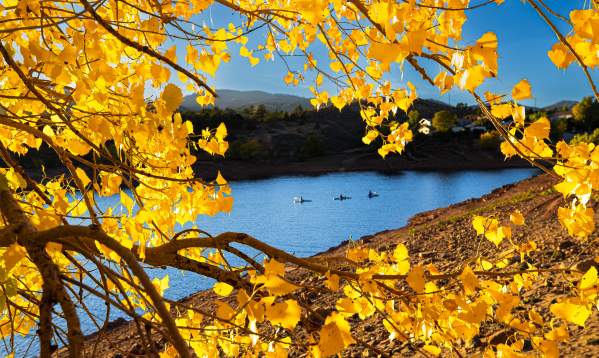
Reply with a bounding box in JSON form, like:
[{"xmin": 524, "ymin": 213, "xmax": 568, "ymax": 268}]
[{"xmin": 180, "ymin": 1, "xmax": 595, "ymax": 107}]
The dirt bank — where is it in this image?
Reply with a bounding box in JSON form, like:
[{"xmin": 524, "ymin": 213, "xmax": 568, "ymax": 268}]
[{"xmin": 195, "ymin": 148, "xmax": 530, "ymax": 181}]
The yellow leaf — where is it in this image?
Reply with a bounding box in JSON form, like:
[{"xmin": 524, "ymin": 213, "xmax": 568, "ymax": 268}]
[
  {"xmin": 215, "ymin": 122, "xmax": 227, "ymax": 141},
  {"xmin": 558, "ymin": 203, "xmax": 595, "ymax": 238},
  {"xmin": 460, "ymin": 300, "xmax": 488, "ymax": 324},
  {"xmin": 369, "ymin": 42, "xmax": 405, "ymax": 68},
  {"xmin": 325, "ymin": 273, "xmax": 340, "ymax": 291},
  {"xmin": 264, "ymin": 258, "xmax": 285, "ymax": 276},
  {"xmin": 213, "ymin": 282, "xmax": 234, "ymax": 296},
  {"xmin": 362, "ymin": 130, "xmax": 378, "ymax": 145},
  {"xmin": 265, "ymin": 299, "xmax": 301, "ymax": 330},
  {"xmin": 472, "ymin": 215, "xmax": 505, "ymax": 245},
  {"xmin": 75, "ymin": 168, "xmax": 90, "ymax": 187},
  {"xmin": 480, "ymin": 259, "xmax": 494, "ymax": 270},
  {"xmin": 318, "ymin": 312, "xmax": 355, "ymax": 356},
  {"xmin": 405, "ymin": 29, "xmax": 427, "ymax": 54},
  {"xmin": 239, "ymin": 46, "xmax": 251, "ymax": 57},
  {"xmin": 511, "ymin": 79, "xmax": 532, "ymax": 100},
  {"xmin": 472, "ymin": 215, "xmax": 493, "ymax": 235},
  {"xmin": 2, "ymin": 243, "xmax": 26, "ymax": 273},
  {"xmin": 471, "ymin": 32, "xmax": 498, "ymax": 73},
  {"xmin": 316, "ymin": 73, "xmax": 323, "ymax": 87},
  {"xmin": 160, "ymin": 345, "xmax": 178, "ymax": 358},
  {"xmin": 491, "ymin": 103, "xmax": 513, "ymax": 119},
  {"xmin": 152, "ymin": 275, "xmax": 169, "ymax": 295},
  {"xmin": 512, "ymin": 105, "xmax": 526, "ymax": 126},
  {"xmin": 407, "ymin": 265, "xmax": 425, "ymax": 293},
  {"xmin": 554, "ymin": 180, "xmax": 578, "ymax": 198},
  {"xmin": 335, "ymin": 297, "xmax": 361, "ymax": 316},
  {"xmin": 161, "ymin": 84, "xmax": 183, "ymax": 113},
  {"xmin": 185, "ymin": 121, "xmax": 194, "ymax": 135},
  {"xmin": 529, "ymin": 309, "xmax": 544, "ymax": 325},
  {"xmin": 460, "ymin": 265, "xmax": 479, "ymax": 295},
  {"xmin": 579, "ymin": 266, "xmax": 597, "ymax": 290},
  {"xmin": 254, "ymin": 259, "xmax": 299, "ymax": 296},
  {"xmin": 524, "ymin": 117, "xmax": 550, "ymax": 140},
  {"xmin": 120, "ymin": 191, "xmax": 135, "ymax": 215},
  {"xmin": 100, "ymin": 173, "xmax": 122, "ymax": 196},
  {"xmin": 249, "ymin": 56, "xmax": 260, "ymax": 66},
  {"xmin": 237, "ymin": 289, "xmax": 264, "ymax": 322},
  {"xmin": 548, "ymin": 43, "xmax": 575, "ymax": 69},
  {"xmin": 293, "ymin": 0, "xmax": 327, "ymax": 24},
  {"xmin": 393, "ymin": 243, "xmax": 408, "ymax": 262},
  {"xmin": 457, "ymin": 65, "xmax": 488, "ymax": 91},
  {"xmin": 539, "ymin": 340, "xmax": 559, "ymax": 358},
  {"xmin": 216, "ymin": 301, "xmax": 236, "ymax": 321},
  {"xmin": 434, "ymin": 71, "xmax": 454, "ymax": 94},
  {"xmin": 392, "ymin": 243, "xmax": 410, "ymax": 275},
  {"xmin": 261, "ymin": 275, "xmax": 299, "ymax": 296},
  {"xmin": 423, "ymin": 345, "xmax": 441, "ymax": 356},
  {"xmin": 510, "ymin": 210, "xmax": 525, "ymax": 225},
  {"xmin": 550, "ymin": 302, "xmax": 591, "ymax": 327}
]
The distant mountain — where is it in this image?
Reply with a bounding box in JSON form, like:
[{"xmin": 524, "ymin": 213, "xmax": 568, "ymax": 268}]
[
  {"xmin": 180, "ymin": 88, "xmax": 463, "ymax": 116},
  {"xmin": 425, "ymin": 99, "xmax": 452, "ymax": 107},
  {"xmin": 543, "ymin": 100, "xmax": 577, "ymax": 111},
  {"xmin": 181, "ymin": 89, "xmax": 312, "ymax": 112}
]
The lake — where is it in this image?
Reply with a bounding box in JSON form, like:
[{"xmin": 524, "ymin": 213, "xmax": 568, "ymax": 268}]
[
  {"xmin": 98, "ymin": 168, "xmax": 538, "ymax": 300},
  {"xmin": 7, "ymin": 168, "xmax": 538, "ymax": 355}
]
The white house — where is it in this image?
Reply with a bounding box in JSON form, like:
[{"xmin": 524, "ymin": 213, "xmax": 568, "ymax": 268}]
[{"xmin": 418, "ymin": 118, "xmax": 431, "ymax": 135}]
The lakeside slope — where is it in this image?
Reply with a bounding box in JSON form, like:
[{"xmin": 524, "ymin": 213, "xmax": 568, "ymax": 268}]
[
  {"xmin": 195, "ymin": 144, "xmax": 530, "ymax": 181},
  {"xmin": 65, "ymin": 173, "xmax": 599, "ymax": 357}
]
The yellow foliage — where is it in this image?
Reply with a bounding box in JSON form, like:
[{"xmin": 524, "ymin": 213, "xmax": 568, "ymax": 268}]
[
  {"xmin": 550, "ymin": 302, "xmax": 591, "ymax": 327},
  {"xmin": 472, "ymin": 215, "xmax": 510, "ymax": 246},
  {"xmin": 1, "ymin": 0, "xmax": 599, "ymax": 356},
  {"xmin": 213, "ymin": 282, "xmax": 234, "ymax": 297},
  {"xmin": 264, "ymin": 299, "xmax": 301, "ymax": 330},
  {"xmin": 317, "ymin": 312, "xmax": 355, "ymax": 357},
  {"xmin": 510, "ymin": 210, "xmax": 525, "ymax": 226},
  {"xmin": 511, "ymin": 79, "xmax": 532, "ymax": 101},
  {"xmin": 1, "ymin": 244, "xmax": 26, "ymax": 275},
  {"xmin": 557, "ymin": 203, "xmax": 595, "ymax": 238}
]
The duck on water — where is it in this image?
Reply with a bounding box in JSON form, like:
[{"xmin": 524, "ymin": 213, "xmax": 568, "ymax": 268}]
[
  {"xmin": 294, "ymin": 191, "xmax": 377, "ymax": 202},
  {"xmin": 293, "ymin": 196, "xmax": 312, "ymax": 203},
  {"xmin": 334, "ymin": 194, "xmax": 351, "ymax": 201}
]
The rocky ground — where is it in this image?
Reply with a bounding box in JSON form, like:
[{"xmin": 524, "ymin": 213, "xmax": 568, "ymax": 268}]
[{"xmin": 64, "ymin": 173, "xmax": 598, "ymax": 357}]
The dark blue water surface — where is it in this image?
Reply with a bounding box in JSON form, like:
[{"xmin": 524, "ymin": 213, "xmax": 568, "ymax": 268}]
[{"xmin": 7, "ymin": 169, "xmax": 538, "ymax": 355}]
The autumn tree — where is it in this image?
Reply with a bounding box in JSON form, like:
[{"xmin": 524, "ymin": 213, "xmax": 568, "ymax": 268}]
[
  {"xmin": 572, "ymin": 96, "xmax": 599, "ymax": 129},
  {"xmin": 0, "ymin": 0, "xmax": 598, "ymax": 357}
]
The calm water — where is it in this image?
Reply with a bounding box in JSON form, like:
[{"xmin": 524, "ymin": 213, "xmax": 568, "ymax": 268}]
[
  {"xmin": 118, "ymin": 169, "xmax": 536, "ymax": 300},
  {"xmin": 8, "ymin": 169, "xmax": 538, "ymax": 355}
]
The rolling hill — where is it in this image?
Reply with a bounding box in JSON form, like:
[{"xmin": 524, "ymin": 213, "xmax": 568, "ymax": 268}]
[
  {"xmin": 181, "ymin": 89, "xmax": 312, "ymax": 112},
  {"xmin": 542, "ymin": 100, "xmax": 577, "ymax": 111}
]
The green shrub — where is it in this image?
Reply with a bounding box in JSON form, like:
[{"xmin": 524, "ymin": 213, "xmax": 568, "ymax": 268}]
[
  {"xmin": 298, "ymin": 134, "xmax": 325, "ymax": 160},
  {"xmin": 570, "ymin": 128, "xmax": 599, "ymax": 145},
  {"xmin": 231, "ymin": 139, "xmax": 269, "ymax": 160},
  {"xmin": 478, "ymin": 131, "xmax": 501, "ymax": 150},
  {"xmin": 432, "ymin": 110, "xmax": 457, "ymax": 132}
]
